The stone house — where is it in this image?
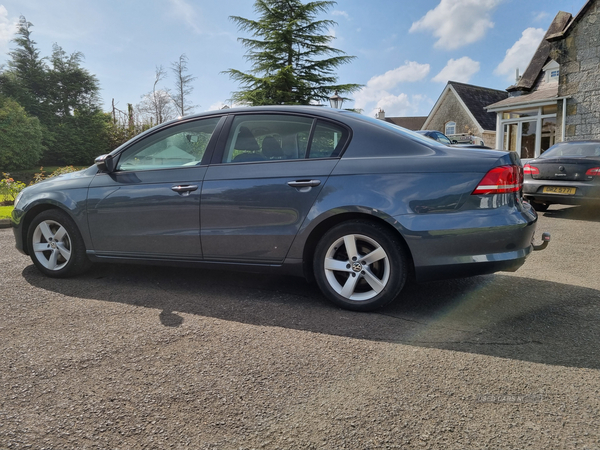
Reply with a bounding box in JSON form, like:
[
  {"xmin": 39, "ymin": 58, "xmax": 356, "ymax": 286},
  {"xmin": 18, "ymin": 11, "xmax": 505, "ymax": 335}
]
[
  {"xmin": 486, "ymin": 2, "xmax": 599, "ymax": 159},
  {"xmin": 548, "ymin": 0, "xmax": 600, "ymax": 141},
  {"xmin": 421, "ymin": 81, "xmax": 508, "ymax": 148}
]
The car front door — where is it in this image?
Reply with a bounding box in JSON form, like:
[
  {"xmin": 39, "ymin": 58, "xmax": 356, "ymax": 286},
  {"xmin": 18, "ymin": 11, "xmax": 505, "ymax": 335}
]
[
  {"xmin": 87, "ymin": 116, "xmax": 223, "ymax": 258},
  {"xmin": 201, "ymin": 114, "xmax": 348, "ymax": 263}
]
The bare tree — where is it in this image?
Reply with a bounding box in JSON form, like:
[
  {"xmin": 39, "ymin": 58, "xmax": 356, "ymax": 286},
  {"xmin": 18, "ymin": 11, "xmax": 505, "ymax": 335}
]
[
  {"xmin": 136, "ymin": 65, "xmax": 175, "ymax": 125},
  {"xmin": 170, "ymin": 54, "xmax": 197, "ymax": 117}
]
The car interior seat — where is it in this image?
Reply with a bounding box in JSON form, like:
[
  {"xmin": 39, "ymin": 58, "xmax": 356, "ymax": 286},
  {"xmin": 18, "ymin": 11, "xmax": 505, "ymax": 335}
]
[
  {"xmin": 261, "ymin": 136, "xmax": 284, "ymax": 160},
  {"xmin": 232, "ymin": 126, "xmax": 265, "ymax": 162}
]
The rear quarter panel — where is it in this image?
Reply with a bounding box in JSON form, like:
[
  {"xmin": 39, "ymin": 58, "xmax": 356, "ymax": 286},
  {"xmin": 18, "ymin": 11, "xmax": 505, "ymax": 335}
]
[{"xmin": 288, "ymin": 134, "xmax": 536, "ymax": 281}]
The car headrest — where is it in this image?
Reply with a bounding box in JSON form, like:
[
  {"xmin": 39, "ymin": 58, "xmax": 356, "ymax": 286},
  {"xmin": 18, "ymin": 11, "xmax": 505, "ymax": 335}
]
[
  {"xmin": 261, "ymin": 136, "xmax": 283, "ymax": 159},
  {"xmin": 235, "ymin": 126, "xmax": 260, "ymax": 151}
]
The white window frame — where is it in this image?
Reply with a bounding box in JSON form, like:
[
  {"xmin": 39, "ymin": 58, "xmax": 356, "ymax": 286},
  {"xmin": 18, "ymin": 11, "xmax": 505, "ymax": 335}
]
[
  {"xmin": 445, "ymin": 121, "xmax": 456, "ymax": 136},
  {"xmin": 495, "ymin": 104, "xmax": 558, "ymax": 158}
]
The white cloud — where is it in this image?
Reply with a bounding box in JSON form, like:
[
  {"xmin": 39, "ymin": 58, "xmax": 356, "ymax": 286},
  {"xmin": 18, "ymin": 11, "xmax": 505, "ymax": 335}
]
[
  {"xmin": 0, "ymin": 6, "xmax": 18, "ymax": 53},
  {"xmin": 353, "ymin": 61, "xmax": 430, "ymax": 116},
  {"xmin": 494, "ymin": 27, "xmax": 546, "ymax": 81},
  {"xmin": 410, "ymin": 0, "xmax": 502, "ymax": 50},
  {"xmin": 432, "ymin": 57, "xmax": 480, "ymax": 83},
  {"xmin": 169, "ymin": 0, "xmax": 202, "ymax": 34},
  {"xmin": 374, "ymin": 93, "xmax": 411, "ymax": 116},
  {"xmin": 532, "ymin": 11, "xmax": 550, "ymax": 23},
  {"xmin": 332, "ymin": 10, "xmax": 350, "ymax": 20},
  {"xmin": 366, "ymin": 61, "xmax": 431, "ymax": 91}
]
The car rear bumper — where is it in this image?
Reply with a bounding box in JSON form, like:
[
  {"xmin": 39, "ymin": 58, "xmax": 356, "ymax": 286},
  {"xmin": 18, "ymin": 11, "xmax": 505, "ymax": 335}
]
[
  {"xmin": 397, "ymin": 201, "xmax": 538, "ymax": 283},
  {"xmin": 415, "ymin": 249, "xmax": 530, "ymax": 282}
]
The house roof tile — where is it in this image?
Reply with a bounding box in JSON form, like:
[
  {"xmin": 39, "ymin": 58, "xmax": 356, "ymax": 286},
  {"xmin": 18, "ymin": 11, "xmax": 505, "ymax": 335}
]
[
  {"xmin": 486, "ymin": 84, "xmax": 559, "ymax": 110},
  {"xmin": 508, "ymin": 11, "xmax": 572, "ymax": 92},
  {"xmin": 384, "ymin": 116, "xmax": 427, "ymax": 130},
  {"xmin": 448, "ymin": 82, "xmax": 508, "ymax": 131}
]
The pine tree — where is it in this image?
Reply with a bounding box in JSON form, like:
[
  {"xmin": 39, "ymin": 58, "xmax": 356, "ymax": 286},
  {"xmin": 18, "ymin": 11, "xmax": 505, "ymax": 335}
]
[
  {"xmin": 0, "ymin": 16, "xmax": 110, "ymax": 166},
  {"xmin": 225, "ymin": 0, "xmax": 361, "ymax": 106},
  {"xmin": 1, "ymin": 16, "xmax": 48, "ymax": 119}
]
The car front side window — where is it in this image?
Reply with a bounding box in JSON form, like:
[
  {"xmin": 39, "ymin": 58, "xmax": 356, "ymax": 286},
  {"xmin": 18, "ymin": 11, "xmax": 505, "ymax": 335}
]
[{"xmin": 117, "ymin": 117, "xmax": 221, "ymax": 171}]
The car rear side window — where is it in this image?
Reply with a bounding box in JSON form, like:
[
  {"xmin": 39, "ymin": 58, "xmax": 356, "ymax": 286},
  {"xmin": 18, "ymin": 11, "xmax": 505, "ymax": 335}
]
[
  {"xmin": 308, "ymin": 121, "xmax": 348, "ymax": 159},
  {"xmin": 221, "ymin": 115, "xmax": 314, "ymax": 163},
  {"xmin": 117, "ymin": 117, "xmax": 221, "ymax": 171}
]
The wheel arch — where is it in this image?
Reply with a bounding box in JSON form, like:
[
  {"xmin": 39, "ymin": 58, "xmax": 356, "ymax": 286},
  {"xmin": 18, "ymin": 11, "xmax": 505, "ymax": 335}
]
[
  {"xmin": 301, "ymin": 212, "xmax": 415, "ymax": 283},
  {"xmin": 20, "ymin": 203, "xmax": 75, "ymax": 255}
]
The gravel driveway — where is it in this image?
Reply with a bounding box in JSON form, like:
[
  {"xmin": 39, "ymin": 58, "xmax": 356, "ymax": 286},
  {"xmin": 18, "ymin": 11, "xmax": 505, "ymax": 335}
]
[{"xmin": 1, "ymin": 205, "xmax": 599, "ymax": 449}]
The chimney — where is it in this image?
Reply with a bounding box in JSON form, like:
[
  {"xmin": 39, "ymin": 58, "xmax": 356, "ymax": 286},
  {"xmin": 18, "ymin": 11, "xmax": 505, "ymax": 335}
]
[{"xmin": 376, "ymin": 109, "xmax": 386, "ymax": 120}]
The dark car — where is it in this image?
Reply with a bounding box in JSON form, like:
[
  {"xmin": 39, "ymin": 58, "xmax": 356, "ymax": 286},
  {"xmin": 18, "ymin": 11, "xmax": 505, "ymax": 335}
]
[
  {"xmin": 416, "ymin": 130, "xmax": 491, "ymax": 149},
  {"xmin": 523, "ymin": 140, "xmax": 600, "ymax": 211},
  {"xmin": 12, "ymin": 106, "xmax": 543, "ymax": 311}
]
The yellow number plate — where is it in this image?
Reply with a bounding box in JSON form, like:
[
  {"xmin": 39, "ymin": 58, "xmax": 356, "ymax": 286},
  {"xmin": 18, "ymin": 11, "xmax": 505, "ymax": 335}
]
[{"xmin": 542, "ymin": 186, "xmax": 576, "ymax": 195}]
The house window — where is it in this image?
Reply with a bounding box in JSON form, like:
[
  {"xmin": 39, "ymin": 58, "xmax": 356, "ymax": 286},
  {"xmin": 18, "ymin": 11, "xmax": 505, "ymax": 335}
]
[
  {"xmin": 445, "ymin": 121, "xmax": 456, "ymax": 135},
  {"xmin": 497, "ymin": 103, "xmax": 558, "ymax": 159}
]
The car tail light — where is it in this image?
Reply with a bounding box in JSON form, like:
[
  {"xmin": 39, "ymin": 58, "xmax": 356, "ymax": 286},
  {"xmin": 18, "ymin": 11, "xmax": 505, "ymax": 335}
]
[
  {"xmin": 523, "ymin": 164, "xmax": 539, "ymax": 175},
  {"xmin": 472, "ymin": 165, "xmax": 522, "ymax": 195},
  {"xmin": 585, "ymin": 167, "xmax": 600, "ymax": 176}
]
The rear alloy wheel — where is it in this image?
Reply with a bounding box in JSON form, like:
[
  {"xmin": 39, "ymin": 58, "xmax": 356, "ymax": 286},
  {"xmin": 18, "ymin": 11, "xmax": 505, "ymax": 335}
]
[
  {"xmin": 27, "ymin": 209, "xmax": 91, "ymax": 278},
  {"xmin": 313, "ymin": 221, "xmax": 407, "ymax": 311}
]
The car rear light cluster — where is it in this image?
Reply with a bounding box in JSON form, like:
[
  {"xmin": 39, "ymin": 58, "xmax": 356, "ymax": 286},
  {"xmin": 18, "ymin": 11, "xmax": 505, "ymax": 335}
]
[
  {"xmin": 585, "ymin": 167, "xmax": 600, "ymax": 176},
  {"xmin": 472, "ymin": 165, "xmax": 523, "ymax": 195},
  {"xmin": 523, "ymin": 163, "xmax": 539, "ymax": 175}
]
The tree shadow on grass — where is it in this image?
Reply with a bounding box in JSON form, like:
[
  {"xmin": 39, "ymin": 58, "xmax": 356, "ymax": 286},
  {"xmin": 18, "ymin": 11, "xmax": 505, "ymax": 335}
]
[{"xmin": 22, "ymin": 262, "xmax": 600, "ymax": 370}]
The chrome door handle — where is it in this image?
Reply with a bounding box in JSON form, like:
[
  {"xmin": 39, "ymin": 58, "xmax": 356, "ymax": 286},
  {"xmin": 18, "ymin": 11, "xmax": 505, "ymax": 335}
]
[
  {"xmin": 287, "ymin": 180, "xmax": 321, "ymax": 188},
  {"xmin": 171, "ymin": 185, "xmax": 199, "ymax": 193}
]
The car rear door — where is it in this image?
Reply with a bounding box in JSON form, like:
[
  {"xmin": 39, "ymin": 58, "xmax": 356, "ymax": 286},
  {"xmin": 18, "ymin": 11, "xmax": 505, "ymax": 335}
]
[{"xmin": 200, "ymin": 113, "xmax": 348, "ymax": 263}]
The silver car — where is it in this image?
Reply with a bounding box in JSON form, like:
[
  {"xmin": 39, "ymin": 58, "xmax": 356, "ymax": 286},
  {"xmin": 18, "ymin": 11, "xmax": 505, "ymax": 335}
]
[{"xmin": 12, "ymin": 106, "xmax": 545, "ymax": 311}]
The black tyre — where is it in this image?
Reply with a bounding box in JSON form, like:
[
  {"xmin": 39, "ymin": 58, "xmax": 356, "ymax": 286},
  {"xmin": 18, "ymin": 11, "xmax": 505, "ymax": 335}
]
[
  {"xmin": 529, "ymin": 200, "xmax": 550, "ymax": 212},
  {"xmin": 313, "ymin": 220, "xmax": 408, "ymax": 311},
  {"xmin": 27, "ymin": 209, "xmax": 92, "ymax": 278}
]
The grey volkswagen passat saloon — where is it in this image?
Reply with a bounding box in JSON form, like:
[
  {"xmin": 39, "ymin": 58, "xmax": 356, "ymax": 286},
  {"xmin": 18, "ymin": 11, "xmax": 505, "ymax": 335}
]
[{"xmin": 11, "ymin": 106, "xmax": 547, "ymax": 311}]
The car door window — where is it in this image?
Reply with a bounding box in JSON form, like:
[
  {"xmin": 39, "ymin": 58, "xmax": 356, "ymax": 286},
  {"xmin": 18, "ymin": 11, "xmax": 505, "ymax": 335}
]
[
  {"xmin": 117, "ymin": 117, "xmax": 221, "ymax": 171},
  {"xmin": 221, "ymin": 115, "xmax": 314, "ymax": 163}
]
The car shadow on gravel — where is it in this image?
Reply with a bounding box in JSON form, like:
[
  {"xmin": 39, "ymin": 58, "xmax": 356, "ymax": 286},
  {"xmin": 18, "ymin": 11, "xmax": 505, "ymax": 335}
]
[
  {"xmin": 22, "ymin": 263, "xmax": 600, "ymax": 370},
  {"xmin": 542, "ymin": 204, "xmax": 600, "ymax": 222}
]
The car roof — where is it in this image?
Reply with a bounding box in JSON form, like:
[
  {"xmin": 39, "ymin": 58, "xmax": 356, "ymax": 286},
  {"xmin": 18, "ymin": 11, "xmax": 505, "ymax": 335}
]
[{"xmin": 180, "ymin": 105, "xmax": 356, "ymax": 122}]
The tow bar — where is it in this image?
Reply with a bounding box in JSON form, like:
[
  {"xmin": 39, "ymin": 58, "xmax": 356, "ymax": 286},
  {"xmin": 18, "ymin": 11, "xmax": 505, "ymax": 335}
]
[{"xmin": 533, "ymin": 232, "xmax": 551, "ymax": 251}]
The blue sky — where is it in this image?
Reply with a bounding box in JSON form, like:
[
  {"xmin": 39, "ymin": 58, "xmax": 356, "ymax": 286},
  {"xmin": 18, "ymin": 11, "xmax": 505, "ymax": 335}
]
[{"xmin": 0, "ymin": 0, "xmax": 588, "ymax": 118}]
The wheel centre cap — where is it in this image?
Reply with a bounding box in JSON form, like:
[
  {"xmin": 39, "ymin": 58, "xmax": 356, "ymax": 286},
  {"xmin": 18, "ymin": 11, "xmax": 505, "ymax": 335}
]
[
  {"xmin": 351, "ymin": 262, "xmax": 363, "ymax": 272},
  {"xmin": 50, "ymin": 242, "xmax": 57, "ymax": 249}
]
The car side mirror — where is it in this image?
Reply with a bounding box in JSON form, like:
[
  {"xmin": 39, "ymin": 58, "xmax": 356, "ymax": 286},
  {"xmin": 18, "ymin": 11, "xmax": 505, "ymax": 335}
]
[
  {"xmin": 95, "ymin": 154, "xmax": 116, "ymax": 173},
  {"xmin": 451, "ymin": 140, "xmax": 458, "ymax": 144}
]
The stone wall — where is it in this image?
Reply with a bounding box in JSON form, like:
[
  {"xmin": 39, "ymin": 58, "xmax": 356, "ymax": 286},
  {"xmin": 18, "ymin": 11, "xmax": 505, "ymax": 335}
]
[
  {"xmin": 552, "ymin": 0, "xmax": 600, "ymax": 140},
  {"xmin": 426, "ymin": 91, "xmax": 483, "ymax": 139}
]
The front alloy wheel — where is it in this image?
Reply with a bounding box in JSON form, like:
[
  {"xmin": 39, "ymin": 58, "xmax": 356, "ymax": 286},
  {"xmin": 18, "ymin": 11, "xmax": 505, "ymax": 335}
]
[
  {"xmin": 28, "ymin": 209, "xmax": 91, "ymax": 278},
  {"xmin": 314, "ymin": 221, "xmax": 407, "ymax": 311},
  {"xmin": 32, "ymin": 219, "xmax": 72, "ymax": 271}
]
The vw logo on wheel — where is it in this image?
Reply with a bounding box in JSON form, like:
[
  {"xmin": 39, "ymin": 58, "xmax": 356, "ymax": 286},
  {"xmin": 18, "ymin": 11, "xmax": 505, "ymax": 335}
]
[{"xmin": 352, "ymin": 262, "xmax": 363, "ymax": 272}]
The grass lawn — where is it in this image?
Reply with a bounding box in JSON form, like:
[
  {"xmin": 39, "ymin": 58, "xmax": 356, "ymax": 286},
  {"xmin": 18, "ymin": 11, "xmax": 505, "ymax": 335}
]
[{"xmin": 0, "ymin": 205, "xmax": 13, "ymax": 220}]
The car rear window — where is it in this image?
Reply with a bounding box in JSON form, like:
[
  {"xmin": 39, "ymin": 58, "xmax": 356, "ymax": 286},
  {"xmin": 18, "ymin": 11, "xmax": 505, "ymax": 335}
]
[{"xmin": 541, "ymin": 143, "xmax": 600, "ymax": 158}]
